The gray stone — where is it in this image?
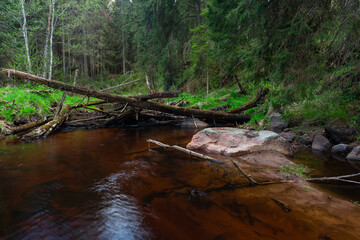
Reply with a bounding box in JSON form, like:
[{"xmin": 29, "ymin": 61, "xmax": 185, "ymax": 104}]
[
  {"xmin": 269, "ymin": 113, "xmax": 288, "ymax": 133},
  {"xmin": 280, "ymin": 132, "xmax": 296, "ymax": 142},
  {"xmin": 186, "ymin": 127, "xmax": 294, "ymax": 156},
  {"xmin": 331, "ymin": 144, "xmax": 353, "ymax": 155},
  {"xmin": 325, "ymin": 118, "xmax": 358, "ymax": 144},
  {"xmin": 181, "ymin": 118, "xmax": 209, "ymax": 129},
  {"xmin": 312, "ymin": 135, "xmax": 331, "ymax": 152},
  {"xmin": 346, "ymin": 146, "xmax": 360, "ymax": 161}
]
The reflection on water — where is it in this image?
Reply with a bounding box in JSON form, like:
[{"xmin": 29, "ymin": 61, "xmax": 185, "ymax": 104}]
[{"xmin": 0, "ymin": 127, "xmax": 359, "ymax": 240}]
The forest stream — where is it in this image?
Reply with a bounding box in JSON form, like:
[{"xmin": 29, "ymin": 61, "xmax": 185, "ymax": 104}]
[{"xmin": 0, "ymin": 126, "xmax": 359, "ymax": 240}]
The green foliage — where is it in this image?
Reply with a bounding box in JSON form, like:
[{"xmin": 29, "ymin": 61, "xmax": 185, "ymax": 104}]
[{"xmin": 279, "ymin": 162, "xmax": 310, "ymax": 179}]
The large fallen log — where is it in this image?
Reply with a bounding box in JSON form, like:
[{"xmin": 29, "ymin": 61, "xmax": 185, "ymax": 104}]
[{"xmin": 2, "ymin": 69, "xmax": 250, "ymax": 123}]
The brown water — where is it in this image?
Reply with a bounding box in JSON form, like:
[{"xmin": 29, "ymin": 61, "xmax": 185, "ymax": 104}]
[{"xmin": 0, "ymin": 127, "xmax": 359, "ymax": 240}]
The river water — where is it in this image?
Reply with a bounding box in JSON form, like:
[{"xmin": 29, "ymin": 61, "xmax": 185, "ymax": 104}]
[{"xmin": 0, "ymin": 127, "xmax": 359, "ymax": 240}]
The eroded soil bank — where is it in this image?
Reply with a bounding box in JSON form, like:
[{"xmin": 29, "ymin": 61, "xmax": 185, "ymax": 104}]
[{"xmin": 0, "ymin": 126, "xmax": 359, "ymax": 240}]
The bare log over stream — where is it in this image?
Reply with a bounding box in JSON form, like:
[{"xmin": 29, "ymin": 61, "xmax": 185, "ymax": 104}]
[{"xmin": 2, "ymin": 69, "xmax": 250, "ymax": 123}]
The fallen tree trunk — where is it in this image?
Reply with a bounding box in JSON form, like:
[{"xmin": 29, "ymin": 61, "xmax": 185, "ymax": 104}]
[
  {"xmin": 229, "ymin": 86, "xmax": 269, "ymax": 114},
  {"xmin": 10, "ymin": 117, "xmax": 49, "ymax": 134},
  {"xmin": 2, "ymin": 69, "xmax": 250, "ymax": 123},
  {"xmin": 132, "ymin": 91, "xmax": 180, "ymax": 101},
  {"xmin": 22, "ymin": 104, "xmax": 71, "ymax": 141}
]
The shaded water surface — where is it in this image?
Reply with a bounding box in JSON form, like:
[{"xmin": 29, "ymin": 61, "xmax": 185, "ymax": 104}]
[{"xmin": 0, "ymin": 127, "xmax": 359, "ymax": 240}]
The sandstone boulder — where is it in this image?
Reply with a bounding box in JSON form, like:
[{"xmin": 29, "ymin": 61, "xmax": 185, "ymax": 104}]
[
  {"xmin": 325, "ymin": 118, "xmax": 358, "ymax": 144},
  {"xmin": 311, "ymin": 135, "xmax": 331, "ymax": 152},
  {"xmin": 186, "ymin": 127, "xmax": 294, "ymax": 156}
]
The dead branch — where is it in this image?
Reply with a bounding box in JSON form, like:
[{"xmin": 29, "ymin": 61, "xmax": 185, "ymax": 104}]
[
  {"xmin": 271, "ymin": 198, "xmax": 291, "ymax": 213},
  {"xmin": 9, "ymin": 117, "xmax": 49, "ymax": 134},
  {"xmin": 147, "ymin": 139, "xmax": 224, "ymax": 164},
  {"xmin": 100, "ymin": 78, "xmax": 143, "ymax": 92},
  {"xmin": 2, "ymin": 69, "xmax": 250, "ymax": 123},
  {"xmin": 54, "ymin": 92, "xmax": 66, "ymax": 117},
  {"xmin": 229, "ymin": 86, "xmax": 269, "ymax": 113},
  {"xmin": 306, "ymin": 173, "xmax": 360, "ymax": 185},
  {"xmin": 231, "ymin": 159, "xmax": 258, "ymax": 185}
]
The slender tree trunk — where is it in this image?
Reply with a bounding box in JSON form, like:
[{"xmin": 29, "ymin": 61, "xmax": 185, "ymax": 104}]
[
  {"xmin": 62, "ymin": 19, "xmax": 66, "ymax": 81},
  {"xmin": 83, "ymin": 22, "xmax": 88, "ymax": 80},
  {"xmin": 49, "ymin": 0, "xmax": 56, "ymax": 80},
  {"xmin": 20, "ymin": 0, "xmax": 32, "ymax": 73},
  {"xmin": 206, "ymin": 65, "xmax": 209, "ymax": 95},
  {"xmin": 42, "ymin": 2, "xmax": 52, "ymax": 78},
  {"xmin": 121, "ymin": 0, "xmax": 126, "ymax": 75}
]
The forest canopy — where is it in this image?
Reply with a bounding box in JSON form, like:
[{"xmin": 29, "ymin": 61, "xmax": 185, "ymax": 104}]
[{"xmin": 0, "ymin": 0, "xmax": 359, "ymax": 124}]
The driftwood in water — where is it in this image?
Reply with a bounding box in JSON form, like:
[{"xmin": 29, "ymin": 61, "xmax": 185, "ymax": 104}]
[
  {"xmin": 306, "ymin": 173, "xmax": 360, "ymax": 185},
  {"xmin": 22, "ymin": 104, "xmax": 72, "ymax": 141},
  {"xmin": 10, "ymin": 117, "xmax": 49, "ymax": 134},
  {"xmin": 2, "ymin": 69, "xmax": 250, "ymax": 123},
  {"xmin": 147, "ymin": 139, "xmax": 224, "ymax": 164},
  {"xmin": 147, "ymin": 139, "xmax": 265, "ymax": 185},
  {"xmin": 229, "ymin": 87, "xmax": 269, "ymax": 114},
  {"xmin": 231, "ymin": 159, "xmax": 258, "ymax": 185},
  {"xmin": 271, "ymin": 198, "xmax": 291, "ymax": 213}
]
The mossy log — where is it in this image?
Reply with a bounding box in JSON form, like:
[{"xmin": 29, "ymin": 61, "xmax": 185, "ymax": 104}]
[
  {"xmin": 2, "ymin": 69, "xmax": 250, "ymax": 123},
  {"xmin": 10, "ymin": 117, "xmax": 49, "ymax": 134},
  {"xmin": 229, "ymin": 87, "xmax": 269, "ymax": 113},
  {"xmin": 21, "ymin": 104, "xmax": 72, "ymax": 141}
]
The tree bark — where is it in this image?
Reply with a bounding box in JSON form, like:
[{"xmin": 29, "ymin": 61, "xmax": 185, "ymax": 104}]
[{"xmin": 2, "ymin": 69, "xmax": 251, "ymax": 123}]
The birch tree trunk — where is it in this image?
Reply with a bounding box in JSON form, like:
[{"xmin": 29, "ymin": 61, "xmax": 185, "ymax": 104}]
[
  {"xmin": 121, "ymin": 0, "xmax": 126, "ymax": 75},
  {"xmin": 49, "ymin": 0, "xmax": 56, "ymax": 80},
  {"xmin": 42, "ymin": 2, "xmax": 52, "ymax": 78},
  {"xmin": 20, "ymin": 0, "xmax": 32, "ymax": 73}
]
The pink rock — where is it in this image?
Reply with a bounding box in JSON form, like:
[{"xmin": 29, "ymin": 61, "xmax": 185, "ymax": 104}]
[{"xmin": 186, "ymin": 127, "xmax": 294, "ymax": 156}]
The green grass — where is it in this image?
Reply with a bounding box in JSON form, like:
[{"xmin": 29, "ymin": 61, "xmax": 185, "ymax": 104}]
[
  {"xmin": 279, "ymin": 162, "xmax": 311, "ymax": 179},
  {"xmin": 167, "ymin": 85, "xmax": 267, "ymax": 124},
  {"xmin": 0, "ymin": 85, "xmax": 89, "ymax": 123}
]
